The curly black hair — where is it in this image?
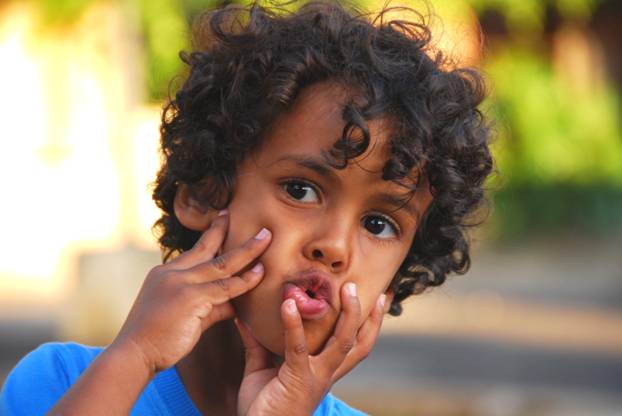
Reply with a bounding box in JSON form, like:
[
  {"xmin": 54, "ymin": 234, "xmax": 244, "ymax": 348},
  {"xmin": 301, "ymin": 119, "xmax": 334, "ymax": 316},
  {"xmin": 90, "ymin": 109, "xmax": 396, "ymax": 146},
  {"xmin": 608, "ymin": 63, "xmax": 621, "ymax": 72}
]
[{"xmin": 153, "ymin": 0, "xmax": 493, "ymax": 316}]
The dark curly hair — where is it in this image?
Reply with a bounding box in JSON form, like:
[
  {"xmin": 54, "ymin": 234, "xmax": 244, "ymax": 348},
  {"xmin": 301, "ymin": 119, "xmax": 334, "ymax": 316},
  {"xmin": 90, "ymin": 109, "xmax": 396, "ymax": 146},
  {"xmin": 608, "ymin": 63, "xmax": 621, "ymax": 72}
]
[{"xmin": 153, "ymin": 0, "xmax": 493, "ymax": 316}]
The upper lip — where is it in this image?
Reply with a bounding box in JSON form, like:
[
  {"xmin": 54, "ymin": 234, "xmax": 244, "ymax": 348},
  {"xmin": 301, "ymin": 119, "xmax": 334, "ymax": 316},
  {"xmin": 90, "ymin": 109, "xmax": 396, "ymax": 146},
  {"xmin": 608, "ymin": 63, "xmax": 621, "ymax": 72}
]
[{"xmin": 287, "ymin": 269, "xmax": 334, "ymax": 305}]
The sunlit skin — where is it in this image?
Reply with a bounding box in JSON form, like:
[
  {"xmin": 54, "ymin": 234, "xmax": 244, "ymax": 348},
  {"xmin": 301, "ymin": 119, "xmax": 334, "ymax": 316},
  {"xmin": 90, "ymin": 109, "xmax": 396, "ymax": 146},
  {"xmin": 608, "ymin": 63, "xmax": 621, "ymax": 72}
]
[{"xmin": 212, "ymin": 81, "xmax": 433, "ymax": 355}]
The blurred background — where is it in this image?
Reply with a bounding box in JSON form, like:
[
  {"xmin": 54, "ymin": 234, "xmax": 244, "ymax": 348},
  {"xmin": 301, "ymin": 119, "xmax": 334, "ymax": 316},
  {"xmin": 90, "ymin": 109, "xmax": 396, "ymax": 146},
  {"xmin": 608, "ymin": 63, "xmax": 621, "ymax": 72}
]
[{"xmin": 0, "ymin": 0, "xmax": 621, "ymax": 415}]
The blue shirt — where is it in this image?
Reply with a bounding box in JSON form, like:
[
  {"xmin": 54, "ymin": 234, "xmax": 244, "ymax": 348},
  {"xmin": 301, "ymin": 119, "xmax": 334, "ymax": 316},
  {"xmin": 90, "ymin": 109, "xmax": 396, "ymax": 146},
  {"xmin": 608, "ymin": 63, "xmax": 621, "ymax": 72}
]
[{"xmin": 0, "ymin": 342, "xmax": 366, "ymax": 415}]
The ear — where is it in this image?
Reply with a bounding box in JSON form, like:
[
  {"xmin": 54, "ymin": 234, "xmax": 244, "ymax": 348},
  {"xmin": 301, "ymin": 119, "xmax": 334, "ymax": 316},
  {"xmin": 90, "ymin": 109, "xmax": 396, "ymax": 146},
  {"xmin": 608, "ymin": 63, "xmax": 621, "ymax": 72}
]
[
  {"xmin": 173, "ymin": 184, "xmax": 217, "ymax": 231},
  {"xmin": 382, "ymin": 287, "xmax": 395, "ymax": 314}
]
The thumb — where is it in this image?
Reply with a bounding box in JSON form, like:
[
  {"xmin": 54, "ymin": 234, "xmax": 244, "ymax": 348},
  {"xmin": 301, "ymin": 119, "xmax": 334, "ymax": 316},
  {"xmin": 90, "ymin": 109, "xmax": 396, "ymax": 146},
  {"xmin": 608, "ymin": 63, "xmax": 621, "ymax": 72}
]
[
  {"xmin": 234, "ymin": 318, "xmax": 273, "ymax": 376},
  {"xmin": 201, "ymin": 303, "xmax": 236, "ymax": 331}
]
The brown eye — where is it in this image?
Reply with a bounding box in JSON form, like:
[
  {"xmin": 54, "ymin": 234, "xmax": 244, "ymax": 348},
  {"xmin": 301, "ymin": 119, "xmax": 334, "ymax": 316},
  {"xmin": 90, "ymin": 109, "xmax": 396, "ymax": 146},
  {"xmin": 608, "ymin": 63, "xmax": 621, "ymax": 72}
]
[
  {"xmin": 284, "ymin": 180, "xmax": 319, "ymax": 203},
  {"xmin": 362, "ymin": 215, "xmax": 398, "ymax": 239}
]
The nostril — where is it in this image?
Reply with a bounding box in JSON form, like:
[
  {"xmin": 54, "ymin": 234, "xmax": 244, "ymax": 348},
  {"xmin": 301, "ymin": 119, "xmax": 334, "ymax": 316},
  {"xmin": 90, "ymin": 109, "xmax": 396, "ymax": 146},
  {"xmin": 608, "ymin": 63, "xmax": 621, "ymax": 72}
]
[
  {"xmin": 312, "ymin": 249, "xmax": 322, "ymax": 259},
  {"xmin": 331, "ymin": 261, "xmax": 343, "ymax": 270}
]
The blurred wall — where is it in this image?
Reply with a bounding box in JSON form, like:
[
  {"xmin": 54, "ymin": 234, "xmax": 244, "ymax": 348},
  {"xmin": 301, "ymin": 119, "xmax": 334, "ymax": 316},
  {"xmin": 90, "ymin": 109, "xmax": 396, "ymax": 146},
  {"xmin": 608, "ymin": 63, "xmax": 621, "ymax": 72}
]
[{"xmin": 0, "ymin": 2, "xmax": 161, "ymax": 322}]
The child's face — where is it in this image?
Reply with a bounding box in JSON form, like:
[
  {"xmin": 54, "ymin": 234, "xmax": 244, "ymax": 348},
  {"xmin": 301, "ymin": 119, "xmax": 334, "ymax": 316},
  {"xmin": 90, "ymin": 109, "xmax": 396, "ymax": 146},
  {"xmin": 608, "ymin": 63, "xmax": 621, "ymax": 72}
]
[{"xmin": 220, "ymin": 82, "xmax": 431, "ymax": 355}]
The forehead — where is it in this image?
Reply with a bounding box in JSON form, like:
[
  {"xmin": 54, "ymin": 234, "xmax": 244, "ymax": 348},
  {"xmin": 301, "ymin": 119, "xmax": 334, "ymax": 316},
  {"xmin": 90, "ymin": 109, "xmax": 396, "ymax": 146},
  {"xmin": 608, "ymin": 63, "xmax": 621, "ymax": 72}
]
[{"xmin": 257, "ymin": 81, "xmax": 394, "ymax": 172}]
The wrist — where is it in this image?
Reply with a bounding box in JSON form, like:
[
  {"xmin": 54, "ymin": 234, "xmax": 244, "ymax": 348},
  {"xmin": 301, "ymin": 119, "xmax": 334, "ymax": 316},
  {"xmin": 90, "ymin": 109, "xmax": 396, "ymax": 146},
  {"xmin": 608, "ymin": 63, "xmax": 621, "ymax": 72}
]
[{"xmin": 108, "ymin": 336, "xmax": 158, "ymax": 380}]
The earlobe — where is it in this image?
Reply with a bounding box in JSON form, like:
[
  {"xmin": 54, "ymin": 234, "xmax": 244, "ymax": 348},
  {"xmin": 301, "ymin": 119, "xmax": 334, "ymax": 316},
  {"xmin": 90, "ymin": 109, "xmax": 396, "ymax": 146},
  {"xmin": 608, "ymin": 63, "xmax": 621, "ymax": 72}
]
[{"xmin": 173, "ymin": 184, "xmax": 216, "ymax": 231}]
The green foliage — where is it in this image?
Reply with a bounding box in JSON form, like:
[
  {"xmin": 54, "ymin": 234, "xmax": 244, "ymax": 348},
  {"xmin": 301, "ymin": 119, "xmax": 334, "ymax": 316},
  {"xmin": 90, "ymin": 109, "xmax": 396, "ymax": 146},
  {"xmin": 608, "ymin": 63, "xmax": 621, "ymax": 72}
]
[
  {"xmin": 430, "ymin": 0, "xmax": 622, "ymax": 238},
  {"xmin": 491, "ymin": 185, "xmax": 622, "ymax": 240},
  {"xmin": 31, "ymin": 0, "xmax": 95, "ymax": 25},
  {"xmin": 468, "ymin": 0, "xmax": 598, "ymax": 32},
  {"xmin": 486, "ymin": 47, "xmax": 622, "ymax": 186},
  {"xmin": 137, "ymin": 0, "xmax": 191, "ymax": 101}
]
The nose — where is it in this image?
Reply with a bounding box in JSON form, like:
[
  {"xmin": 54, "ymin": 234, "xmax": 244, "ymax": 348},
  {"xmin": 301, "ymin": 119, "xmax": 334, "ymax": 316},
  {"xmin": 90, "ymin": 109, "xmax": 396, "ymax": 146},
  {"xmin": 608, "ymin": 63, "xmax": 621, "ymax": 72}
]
[{"xmin": 302, "ymin": 216, "xmax": 352, "ymax": 273}]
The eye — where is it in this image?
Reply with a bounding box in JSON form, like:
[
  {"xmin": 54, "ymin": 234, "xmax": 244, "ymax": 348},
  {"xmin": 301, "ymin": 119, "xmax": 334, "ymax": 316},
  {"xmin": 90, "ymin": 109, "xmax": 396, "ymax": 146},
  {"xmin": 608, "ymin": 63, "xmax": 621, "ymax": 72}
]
[
  {"xmin": 283, "ymin": 180, "xmax": 319, "ymax": 203},
  {"xmin": 362, "ymin": 215, "xmax": 399, "ymax": 239}
]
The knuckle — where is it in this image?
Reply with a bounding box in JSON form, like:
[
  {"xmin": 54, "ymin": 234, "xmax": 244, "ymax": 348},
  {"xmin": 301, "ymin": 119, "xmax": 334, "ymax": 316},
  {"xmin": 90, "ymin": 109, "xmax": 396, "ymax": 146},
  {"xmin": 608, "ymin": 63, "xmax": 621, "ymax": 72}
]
[
  {"xmin": 338, "ymin": 340, "xmax": 355, "ymax": 354},
  {"xmin": 164, "ymin": 270, "xmax": 186, "ymax": 284},
  {"xmin": 193, "ymin": 238, "xmax": 210, "ymax": 253},
  {"xmin": 150, "ymin": 264, "xmax": 166, "ymax": 275},
  {"xmin": 210, "ymin": 255, "xmax": 228, "ymax": 272},
  {"xmin": 213, "ymin": 278, "xmax": 230, "ymax": 293},
  {"xmin": 292, "ymin": 342, "xmax": 308, "ymax": 355},
  {"xmin": 174, "ymin": 284, "xmax": 196, "ymax": 304},
  {"xmin": 181, "ymin": 283, "xmax": 196, "ymax": 298},
  {"xmin": 146, "ymin": 265, "xmax": 166, "ymax": 282},
  {"xmin": 355, "ymin": 345, "xmax": 371, "ymax": 361}
]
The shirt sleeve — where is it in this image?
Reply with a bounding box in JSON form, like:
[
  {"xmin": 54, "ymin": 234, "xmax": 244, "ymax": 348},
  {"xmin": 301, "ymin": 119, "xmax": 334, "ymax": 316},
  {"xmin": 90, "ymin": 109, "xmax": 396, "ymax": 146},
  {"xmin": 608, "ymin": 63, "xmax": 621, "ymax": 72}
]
[
  {"xmin": 0, "ymin": 343, "xmax": 74, "ymax": 416},
  {"xmin": 313, "ymin": 392, "xmax": 368, "ymax": 416}
]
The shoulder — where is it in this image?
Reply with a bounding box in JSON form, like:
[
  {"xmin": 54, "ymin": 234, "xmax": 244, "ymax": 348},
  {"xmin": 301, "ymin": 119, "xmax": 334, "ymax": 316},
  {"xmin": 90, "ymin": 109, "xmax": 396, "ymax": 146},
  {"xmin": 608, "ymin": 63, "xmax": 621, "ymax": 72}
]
[
  {"xmin": 0, "ymin": 342, "xmax": 104, "ymax": 415},
  {"xmin": 314, "ymin": 393, "xmax": 368, "ymax": 416}
]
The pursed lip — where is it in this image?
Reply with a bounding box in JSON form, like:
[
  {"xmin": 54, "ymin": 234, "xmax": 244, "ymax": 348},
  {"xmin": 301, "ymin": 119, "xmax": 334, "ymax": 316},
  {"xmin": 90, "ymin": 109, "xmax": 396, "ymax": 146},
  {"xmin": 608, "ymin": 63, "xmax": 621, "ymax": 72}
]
[{"xmin": 283, "ymin": 269, "xmax": 334, "ymax": 306}]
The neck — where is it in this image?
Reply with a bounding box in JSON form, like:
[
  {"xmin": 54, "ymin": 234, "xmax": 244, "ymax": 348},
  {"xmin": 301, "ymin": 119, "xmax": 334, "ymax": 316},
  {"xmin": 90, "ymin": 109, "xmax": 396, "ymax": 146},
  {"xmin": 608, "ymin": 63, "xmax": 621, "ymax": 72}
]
[{"xmin": 175, "ymin": 319, "xmax": 245, "ymax": 416}]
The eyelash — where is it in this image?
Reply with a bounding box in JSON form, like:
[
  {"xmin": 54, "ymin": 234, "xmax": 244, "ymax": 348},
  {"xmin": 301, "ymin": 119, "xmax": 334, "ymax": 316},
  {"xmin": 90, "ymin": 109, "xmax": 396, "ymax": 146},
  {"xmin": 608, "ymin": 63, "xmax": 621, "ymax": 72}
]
[
  {"xmin": 280, "ymin": 178, "xmax": 402, "ymax": 241},
  {"xmin": 281, "ymin": 177, "xmax": 322, "ymax": 204},
  {"xmin": 364, "ymin": 212, "xmax": 401, "ymax": 243}
]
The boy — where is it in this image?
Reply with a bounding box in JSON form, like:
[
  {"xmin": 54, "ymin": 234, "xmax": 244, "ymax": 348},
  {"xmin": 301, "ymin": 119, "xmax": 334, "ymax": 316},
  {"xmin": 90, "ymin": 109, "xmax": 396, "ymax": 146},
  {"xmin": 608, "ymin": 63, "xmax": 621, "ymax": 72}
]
[{"xmin": 0, "ymin": 1, "xmax": 492, "ymax": 415}]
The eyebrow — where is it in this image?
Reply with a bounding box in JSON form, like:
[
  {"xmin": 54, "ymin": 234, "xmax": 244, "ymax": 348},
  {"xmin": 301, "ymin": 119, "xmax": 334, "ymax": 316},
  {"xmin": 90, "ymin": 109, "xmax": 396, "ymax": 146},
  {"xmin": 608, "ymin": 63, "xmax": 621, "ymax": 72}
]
[
  {"xmin": 275, "ymin": 154, "xmax": 421, "ymax": 219},
  {"xmin": 377, "ymin": 192, "xmax": 419, "ymax": 218},
  {"xmin": 276, "ymin": 155, "xmax": 338, "ymax": 180}
]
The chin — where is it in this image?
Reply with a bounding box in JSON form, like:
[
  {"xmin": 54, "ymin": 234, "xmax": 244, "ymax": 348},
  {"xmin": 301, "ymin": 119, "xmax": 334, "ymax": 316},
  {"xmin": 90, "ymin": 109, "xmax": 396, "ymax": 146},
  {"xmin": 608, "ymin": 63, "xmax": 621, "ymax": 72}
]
[
  {"xmin": 233, "ymin": 291, "xmax": 335, "ymax": 357},
  {"xmin": 248, "ymin": 319, "xmax": 333, "ymax": 357}
]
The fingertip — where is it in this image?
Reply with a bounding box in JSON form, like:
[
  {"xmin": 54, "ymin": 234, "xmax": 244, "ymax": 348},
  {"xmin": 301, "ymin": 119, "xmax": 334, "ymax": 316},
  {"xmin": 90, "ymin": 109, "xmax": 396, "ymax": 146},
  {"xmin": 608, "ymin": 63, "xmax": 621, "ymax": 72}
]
[
  {"xmin": 214, "ymin": 211, "xmax": 229, "ymax": 225},
  {"xmin": 241, "ymin": 263, "xmax": 265, "ymax": 287},
  {"xmin": 254, "ymin": 227, "xmax": 271, "ymax": 240},
  {"xmin": 377, "ymin": 294, "xmax": 386, "ymax": 313},
  {"xmin": 280, "ymin": 299, "xmax": 302, "ymax": 329},
  {"xmin": 346, "ymin": 282, "xmax": 357, "ymax": 297},
  {"xmin": 342, "ymin": 282, "xmax": 358, "ymax": 300},
  {"xmin": 251, "ymin": 262, "xmax": 264, "ymax": 275},
  {"xmin": 341, "ymin": 283, "xmax": 361, "ymax": 313},
  {"xmin": 234, "ymin": 317, "xmax": 248, "ymax": 336},
  {"xmin": 283, "ymin": 298, "xmax": 298, "ymax": 317}
]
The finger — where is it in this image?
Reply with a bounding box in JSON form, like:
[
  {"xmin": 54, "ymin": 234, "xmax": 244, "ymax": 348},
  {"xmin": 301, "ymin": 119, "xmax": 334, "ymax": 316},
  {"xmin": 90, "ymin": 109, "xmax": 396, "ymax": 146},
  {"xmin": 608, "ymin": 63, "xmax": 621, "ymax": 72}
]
[
  {"xmin": 316, "ymin": 282, "xmax": 360, "ymax": 375},
  {"xmin": 234, "ymin": 318, "xmax": 273, "ymax": 376},
  {"xmin": 195, "ymin": 262, "xmax": 265, "ymax": 305},
  {"xmin": 200, "ymin": 302, "xmax": 235, "ymax": 331},
  {"xmin": 331, "ymin": 293, "xmax": 386, "ymax": 383},
  {"xmin": 187, "ymin": 227, "xmax": 272, "ymax": 282},
  {"xmin": 282, "ymin": 299, "xmax": 310, "ymax": 372},
  {"xmin": 171, "ymin": 210, "xmax": 229, "ymax": 269}
]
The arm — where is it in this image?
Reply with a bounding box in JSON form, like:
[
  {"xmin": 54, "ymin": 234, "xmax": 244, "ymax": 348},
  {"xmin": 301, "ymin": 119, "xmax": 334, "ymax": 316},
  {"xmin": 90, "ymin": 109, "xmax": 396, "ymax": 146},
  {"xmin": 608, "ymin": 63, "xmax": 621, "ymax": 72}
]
[
  {"xmin": 48, "ymin": 212, "xmax": 271, "ymax": 415},
  {"xmin": 48, "ymin": 339, "xmax": 153, "ymax": 416}
]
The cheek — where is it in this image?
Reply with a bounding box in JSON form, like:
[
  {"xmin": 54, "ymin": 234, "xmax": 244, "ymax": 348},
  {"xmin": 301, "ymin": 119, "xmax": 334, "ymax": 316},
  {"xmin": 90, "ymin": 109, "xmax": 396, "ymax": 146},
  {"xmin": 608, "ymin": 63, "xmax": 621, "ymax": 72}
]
[
  {"xmin": 221, "ymin": 191, "xmax": 274, "ymax": 252},
  {"xmin": 354, "ymin": 246, "xmax": 404, "ymax": 316}
]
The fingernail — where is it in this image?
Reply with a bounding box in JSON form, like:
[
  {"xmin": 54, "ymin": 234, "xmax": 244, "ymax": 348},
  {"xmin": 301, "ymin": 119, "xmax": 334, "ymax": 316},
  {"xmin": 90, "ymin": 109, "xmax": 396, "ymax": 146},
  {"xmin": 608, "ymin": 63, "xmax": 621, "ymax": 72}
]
[
  {"xmin": 218, "ymin": 209, "xmax": 228, "ymax": 216},
  {"xmin": 378, "ymin": 294, "xmax": 386, "ymax": 310},
  {"xmin": 285, "ymin": 299, "xmax": 297, "ymax": 315},
  {"xmin": 254, "ymin": 228, "xmax": 270, "ymax": 240},
  {"xmin": 251, "ymin": 262, "xmax": 264, "ymax": 274},
  {"xmin": 346, "ymin": 282, "xmax": 357, "ymax": 297}
]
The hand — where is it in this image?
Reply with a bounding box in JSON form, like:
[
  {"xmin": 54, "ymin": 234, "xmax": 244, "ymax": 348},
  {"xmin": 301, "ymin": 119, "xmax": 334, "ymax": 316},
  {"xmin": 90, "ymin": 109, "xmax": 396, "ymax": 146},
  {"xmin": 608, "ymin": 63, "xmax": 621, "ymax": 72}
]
[
  {"xmin": 111, "ymin": 211, "xmax": 272, "ymax": 374},
  {"xmin": 236, "ymin": 283, "xmax": 386, "ymax": 416}
]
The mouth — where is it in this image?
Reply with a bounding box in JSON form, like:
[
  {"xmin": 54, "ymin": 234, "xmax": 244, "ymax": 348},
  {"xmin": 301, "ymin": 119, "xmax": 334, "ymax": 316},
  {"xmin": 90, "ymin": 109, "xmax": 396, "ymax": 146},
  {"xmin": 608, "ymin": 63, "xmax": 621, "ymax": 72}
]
[{"xmin": 282, "ymin": 271, "xmax": 333, "ymax": 320}]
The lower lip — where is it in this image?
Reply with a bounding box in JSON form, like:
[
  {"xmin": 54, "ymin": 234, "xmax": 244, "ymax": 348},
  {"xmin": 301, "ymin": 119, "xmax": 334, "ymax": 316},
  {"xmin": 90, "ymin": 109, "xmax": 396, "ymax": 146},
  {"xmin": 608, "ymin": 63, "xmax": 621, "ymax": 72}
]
[{"xmin": 283, "ymin": 283, "xmax": 330, "ymax": 320}]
